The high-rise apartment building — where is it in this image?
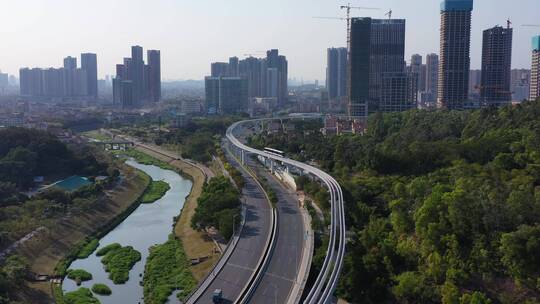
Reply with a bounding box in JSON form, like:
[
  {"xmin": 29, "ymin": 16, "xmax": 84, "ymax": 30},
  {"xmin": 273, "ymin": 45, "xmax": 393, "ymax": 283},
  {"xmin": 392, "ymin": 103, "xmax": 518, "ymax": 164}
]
[
  {"xmin": 426, "ymin": 53, "xmax": 439, "ymax": 102},
  {"xmin": 210, "ymin": 49, "xmax": 288, "ymax": 109},
  {"xmin": 211, "ymin": 62, "xmax": 229, "ymax": 77},
  {"xmin": 511, "ymin": 69, "xmax": 531, "ymax": 102},
  {"xmin": 369, "ymin": 19, "xmax": 406, "ymax": 113},
  {"xmin": 239, "ymin": 56, "xmax": 264, "ymax": 100},
  {"xmin": 205, "ymin": 77, "xmax": 248, "ymax": 114},
  {"xmin": 531, "ymin": 36, "xmax": 540, "ymax": 101},
  {"xmin": 409, "ymin": 54, "xmax": 426, "ymax": 92},
  {"xmin": 480, "ymin": 26, "xmax": 513, "ymax": 107},
  {"xmin": 228, "ymin": 57, "xmax": 239, "ymax": 77},
  {"xmin": 81, "ymin": 53, "xmax": 98, "ymax": 98},
  {"xmin": 349, "ymin": 17, "xmax": 372, "ymax": 118},
  {"xmin": 147, "ymin": 50, "xmax": 161, "ymax": 102},
  {"xmin": 438, "ymin": 0, "xmax": 473, "ymax": 109},
  {"xmin": 112, "ymin": 46, "xmax": 161, "ymax": 107},
  {"xmin": 63, "ymin": 57, "xmax": 77, "ymax": 70},
  {"xmin": 20, "ymin": 53, "xmax": 94, "ymax": 99},
  {"xmin": 380, "ymin": 72, "xmax": 418, "ymax": 112},
  {"xmin": 349, "ymin": 17, "xmax": 408, "ymax": 117},
  {"xmin": 326, "ymin": 47, "xmax": 348, "ymax": 102}
]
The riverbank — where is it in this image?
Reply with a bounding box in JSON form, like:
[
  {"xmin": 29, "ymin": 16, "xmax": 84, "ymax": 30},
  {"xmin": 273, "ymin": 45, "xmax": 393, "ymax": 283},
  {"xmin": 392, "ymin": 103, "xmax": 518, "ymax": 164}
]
[
  {"xmin": 133, "ymin": 144, "xmax": 220, "ymax": 281},
  {"xmin": 13, "ymin": 163, "xmax": 150, "ymax": 303}
]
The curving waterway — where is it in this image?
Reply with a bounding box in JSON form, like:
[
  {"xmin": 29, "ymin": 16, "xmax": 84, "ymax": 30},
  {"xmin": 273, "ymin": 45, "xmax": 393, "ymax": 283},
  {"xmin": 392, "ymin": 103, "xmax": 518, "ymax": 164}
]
[{"xmin": 62, "ymin": 159, "xmax": 193, "ymax": 303}]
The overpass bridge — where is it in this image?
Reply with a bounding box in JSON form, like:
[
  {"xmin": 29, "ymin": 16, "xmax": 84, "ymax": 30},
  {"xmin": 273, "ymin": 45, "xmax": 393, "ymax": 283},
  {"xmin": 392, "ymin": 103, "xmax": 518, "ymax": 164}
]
[{"xmin": 186, "ymin": 117, "xmax": 345, "ymax": 304}]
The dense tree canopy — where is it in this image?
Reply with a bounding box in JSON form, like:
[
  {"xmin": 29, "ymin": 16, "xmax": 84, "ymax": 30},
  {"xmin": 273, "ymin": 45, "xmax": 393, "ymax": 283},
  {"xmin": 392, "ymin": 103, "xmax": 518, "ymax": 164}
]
[{"xmin": 250, "ymin": 101, "xmax": 540, "ymax": 303}]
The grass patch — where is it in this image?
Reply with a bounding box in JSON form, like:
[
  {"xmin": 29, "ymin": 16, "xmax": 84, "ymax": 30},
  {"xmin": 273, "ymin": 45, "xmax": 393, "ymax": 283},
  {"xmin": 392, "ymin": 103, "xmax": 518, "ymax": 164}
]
[
  {"xmin": 101, "ymin": 245, "xmax": 141, "ymax": 284},
  {"xmin": 83, "ymin": 130, "xmax": 112, "ymax": 142},
  {"xmin": 77, "ymin": 239, "xmax": 99, "ymax": 259},
  {"xmin": 141, "ymin": 180, "xmax": 170, "ymax": 204},
  {"xmin": 96, "ymin": 243, "xmax": 122, "ymax": 257},
  {"xmin": 143, "ymin": 234, "xmax": 197, "ymax": 303},
  {"xmin": 67, "ymin": 269, "xmax": 93, "ymax": 283},
  {"xmin": 114, "ymin": 149, "xmax": 175, "ymax": 171},
  {"xmin": 91, "ymin": 283, "xmax": 112, "ymax": 296},
  {"xmin": 64, "ymin": 287, "xmax": 100, "ymax": 304}
]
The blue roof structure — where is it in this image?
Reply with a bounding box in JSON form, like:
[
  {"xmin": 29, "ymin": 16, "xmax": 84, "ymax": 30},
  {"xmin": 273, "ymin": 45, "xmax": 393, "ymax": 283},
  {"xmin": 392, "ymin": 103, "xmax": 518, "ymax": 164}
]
[
  {"xmin": 533, "ymin": 36, "xmax": 540, "ymax": 51},
  {"xmin": 441, "ymin": 0, "xmax": 474, "ymax": 11}
]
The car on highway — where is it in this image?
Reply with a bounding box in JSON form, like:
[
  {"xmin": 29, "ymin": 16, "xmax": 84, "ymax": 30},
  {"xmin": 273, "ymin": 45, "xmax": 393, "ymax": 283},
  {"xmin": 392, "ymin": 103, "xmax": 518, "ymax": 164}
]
[{"xmin": 212, "ymin": 289, "xmax": 223, "ymax": 303}]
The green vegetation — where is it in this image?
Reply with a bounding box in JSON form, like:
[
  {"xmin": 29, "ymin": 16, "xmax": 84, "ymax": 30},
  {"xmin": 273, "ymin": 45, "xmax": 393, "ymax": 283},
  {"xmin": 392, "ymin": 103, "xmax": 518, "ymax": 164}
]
[
  {"xmin": 0, "ymin": 255, "xmax": 28, "ymax": 302},
  {"xmin": 96, "ymin": 243, "xmax": 122, "ymax": 257},
  {"xmin": 217, "ymin": 148, "xmax": 245, "ymax": 188},
  {"xmin": 67, "ymin": 269, "xmax": 93, "ymax": 282},
  {"xmin": 83, "ymin": 130, "xmax": 112, "ymax": 142},
  {"xmin": 100, "ymin": 245, "xmax": 141, "ymax": 284},
  {"xmin": 250, "ymin": 100, "xmax": 540, "ymax": 303},
  {"xmin": 91, "ymin": 283, "xmax": 112, "ymax": 296},
  {"xmin": 115, "ymin": 149, "xmax": 175, "ymax": 170},
  {"xmin": 143, "ymin": 234, "xmax": 197, "ymax": 303},
  {"xmin": 64, "ymin": 287, "xmax": 100, "ymax": 304},
  {"xmin": 0, "ymin": 128, "xmax": 107, "ymax": 189},
  {"xmin": 77, "ymin": 239, "xmax": 99, "ymax": 259},
  {"xmin": 141, "ymin": 180, "xmax": 170, "ymax": 204},
  {"xmin": 191, "ymin": 176, "xmax": 241, "ymax": 240},
  {"xmin": 0, "ymin": 128, "xmax": 117, "ymax": 266}
]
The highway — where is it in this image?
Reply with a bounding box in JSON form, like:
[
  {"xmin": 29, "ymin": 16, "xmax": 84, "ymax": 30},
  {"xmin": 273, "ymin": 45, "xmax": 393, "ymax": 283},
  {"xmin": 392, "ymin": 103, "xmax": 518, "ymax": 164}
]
[
  {"xmin": 226, "ymin": 118, "xmax": 346, "ymax": 304},
  {"xmin": 188, "ymin": 143, "xmax": 273, "ymax": 304},
  {"xmin": 248, "ymin": 157, "xmax": 305, "ymax": 304}
]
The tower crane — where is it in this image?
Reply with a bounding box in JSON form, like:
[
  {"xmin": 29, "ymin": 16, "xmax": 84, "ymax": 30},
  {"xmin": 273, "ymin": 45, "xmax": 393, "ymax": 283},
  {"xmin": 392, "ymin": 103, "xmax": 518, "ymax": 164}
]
[
  {"xmin": 385, "ymin": 9, "xmax": 392, "ymax": 19},
  {"xmin": 314, "ymin": 4, "xmax": 380, "ymax": 119},
  {"xmin": 522, "ymin": 24, "xmax": 540, "ymax": 27}
]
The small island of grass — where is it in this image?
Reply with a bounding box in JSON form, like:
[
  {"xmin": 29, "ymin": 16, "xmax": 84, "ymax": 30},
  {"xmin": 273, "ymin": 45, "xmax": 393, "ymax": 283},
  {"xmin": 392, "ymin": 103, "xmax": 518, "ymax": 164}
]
[
  {"xmin": 64, "ymin": 287, "xmax": 100, "ymax": 304},
  {"xmin": 141, "ymin": 180, "xmax": 170, "ymax": 204},
  {"xmin": 91, "ymin": 283, "xmax": 112, "ymax": 295},
  {"xmin": 67, "ymin": 269, "xmax": 93, "ymax": 285},
  {"xmin": 100, "ymin": 245, "xmax": 141, "ymax": 284},
  {"xmin": 96, "ymin": 243, "xmax": 122, "ymax": 257}
]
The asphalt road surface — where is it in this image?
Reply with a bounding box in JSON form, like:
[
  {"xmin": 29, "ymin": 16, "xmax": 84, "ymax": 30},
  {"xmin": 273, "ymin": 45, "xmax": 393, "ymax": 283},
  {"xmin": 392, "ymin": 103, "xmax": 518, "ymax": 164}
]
[{"xmin": 195, "ymin": 147, "xmax": 272, "ymax": 304}]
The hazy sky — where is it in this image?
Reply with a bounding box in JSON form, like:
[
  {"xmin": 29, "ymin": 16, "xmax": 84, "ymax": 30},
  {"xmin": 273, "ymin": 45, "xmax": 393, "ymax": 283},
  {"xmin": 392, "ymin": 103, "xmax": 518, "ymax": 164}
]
[{"xmin": 0, "ymin": 0, "xmax": 539, "ymax": 81}]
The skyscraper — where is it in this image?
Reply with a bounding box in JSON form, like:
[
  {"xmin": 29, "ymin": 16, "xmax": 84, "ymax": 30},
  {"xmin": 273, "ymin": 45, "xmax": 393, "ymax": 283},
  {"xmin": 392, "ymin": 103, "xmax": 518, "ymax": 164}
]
[
  {"xmin": 211, "ymin": 62, "xmax": 229, "ymax": 77},
  {"xmin": 239, "ymin": 56, "xmax": 264, "ymax": 100},
  {"xmin": 480, "ymin": 26, "xmax": 513, "ymax": 107},
  {"xmin": 369, "ymin": 19, "xmax": 406, "ymax": 112},
  {"xmin": 131, "ymin": 46, "xmax": 145, "ymax": 105},
  {"xmin": 327, "ymin": 48, "xmax": 339, "ymax": 100},
  {"xmin": 112, "ymin": 46, "xmax": 160, "ymax": 107},
  {"xmin": 63, "ymin": 56, "xmax": 77, "ymax": 70},
  {"xmin": 349, "ymin": 18, "xmax": 371, "ymax": 118},
  {"xmin": 81, "ymin": 53, "xmax": 98, "ymax": 98},
  {"xmin": 348, "ymin": 17, "xmax": 407, "ymax": 117},
  {"xmin": 426, "ymin": 53, "xmax": 439, "ymax": 102},
  {"xmin": 337, "ymin": 47, "xmax": 348, "ymax": 98},
  {"xmin": 205, "ymin": 77, "xmax": 248, "ymax": 114},
  {"xmin": 326, "ymin": 47, "xmax": 348, "ymax": 102},
  {"xmin": 531, "ymin": 36, "xmax": 540, "ymax": 101},
  {"xmin": 147, "ymin": 50, "xmax": 161, "ymax": 102},
  {"xmin": 228, "ymin": 57, "xmax": 239, "ymax": 77},
  {"xmin": 438, "ymin": 0, "xmax": 473, "ymax": 109},
  {"xmin": 409, "ymin": 54, "xmax": 427, "ymax": 93},
  {"xmin": 380, "ymin": 72, "xmax": 418, "ymax": 112},
  {"xmin": 266, "ymin": 49, "xmax": 288, "ymax": 106}
]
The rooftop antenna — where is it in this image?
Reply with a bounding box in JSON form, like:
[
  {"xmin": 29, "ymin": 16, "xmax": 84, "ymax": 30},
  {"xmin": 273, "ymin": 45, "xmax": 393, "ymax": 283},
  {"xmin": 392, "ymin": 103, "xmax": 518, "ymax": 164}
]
[{"xmin": 507, "ymin": 18, "xmax": 512, "ymax": 29}]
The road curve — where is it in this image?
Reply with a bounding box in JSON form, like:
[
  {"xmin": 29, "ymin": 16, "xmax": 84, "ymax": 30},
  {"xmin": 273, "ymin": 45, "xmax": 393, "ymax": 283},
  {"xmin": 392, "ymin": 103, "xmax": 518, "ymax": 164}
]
[{"xmin": 226, "ymin": 118, "xmax": 346, "ymax": 304}]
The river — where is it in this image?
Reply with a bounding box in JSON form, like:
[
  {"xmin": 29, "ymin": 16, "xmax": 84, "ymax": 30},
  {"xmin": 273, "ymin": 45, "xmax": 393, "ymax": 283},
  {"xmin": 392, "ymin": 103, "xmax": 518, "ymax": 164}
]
[{"xmin": 62, "ymin": 159, "xmax": 193, "ymax": 303}]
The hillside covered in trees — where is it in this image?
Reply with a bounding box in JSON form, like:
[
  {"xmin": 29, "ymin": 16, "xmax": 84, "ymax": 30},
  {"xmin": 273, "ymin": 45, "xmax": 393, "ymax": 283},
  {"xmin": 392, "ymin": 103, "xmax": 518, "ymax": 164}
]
[{"xmin": 249, "ymin": 100, "xmax": 540, "ymax": 303}]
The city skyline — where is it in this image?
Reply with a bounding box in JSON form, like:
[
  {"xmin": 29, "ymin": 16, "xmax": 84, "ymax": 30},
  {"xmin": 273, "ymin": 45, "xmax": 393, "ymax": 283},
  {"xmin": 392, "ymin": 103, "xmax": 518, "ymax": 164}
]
[{"xmin": 0, "ymin": 0, "xmax": 539, "ymax": 81}]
